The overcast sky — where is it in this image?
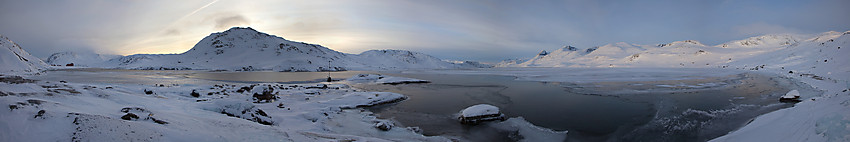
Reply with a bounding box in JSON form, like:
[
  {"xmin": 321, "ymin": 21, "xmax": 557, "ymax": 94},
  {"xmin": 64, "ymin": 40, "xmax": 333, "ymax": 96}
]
[{"xmin": 1, "ymin": 0, "xmax": 848, "ymax": 62}]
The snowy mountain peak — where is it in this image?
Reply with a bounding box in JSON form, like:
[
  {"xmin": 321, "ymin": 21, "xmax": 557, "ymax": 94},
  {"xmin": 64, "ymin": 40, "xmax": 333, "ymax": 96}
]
[
  {"xmin": 183, "ymin": 26, "xmax": 342, "ymax": 58},
  {"xmin": 585, "ymin": 46, "xmax": 599, "ymax": 53},
  {"xmin": 224, "ymin": 27, "xmax": 258, "ymax": 32},
  {"xmin": 561, "ymin": 45, "xmax": 578, "ymax": 51},
  {"xmin": 214, "ymin": 27, "xmax": 282, "ymax": 40}
]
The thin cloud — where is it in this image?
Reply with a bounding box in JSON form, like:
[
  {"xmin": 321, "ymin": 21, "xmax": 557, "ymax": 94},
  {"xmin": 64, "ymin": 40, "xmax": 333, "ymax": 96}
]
[{"xmin": 214, "ymin": 15, "xmax": 250, "ymax": 29}]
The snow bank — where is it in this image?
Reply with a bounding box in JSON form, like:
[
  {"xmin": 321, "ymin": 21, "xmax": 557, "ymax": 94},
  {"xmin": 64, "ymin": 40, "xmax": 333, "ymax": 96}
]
[
  {"xmin": 490, "ymin": 117, "xmax": 568, "ymax": 142},
  {"xmin": 346, "ymin": 74, "xmax": 430, "ymax": 85},
  {"xmin": 321, "ymin": 92, "xmax": 407, "ymax": 109}
]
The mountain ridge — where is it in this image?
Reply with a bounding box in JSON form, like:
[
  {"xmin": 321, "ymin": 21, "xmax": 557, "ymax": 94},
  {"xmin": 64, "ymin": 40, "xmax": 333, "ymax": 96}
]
[
  {"xmin": 45, "ymin": 27, "xmax": 480, "ymax": 71},
  {"xmin": 502, "ymin": 31, "xmax": 849, "ymax": 70}
]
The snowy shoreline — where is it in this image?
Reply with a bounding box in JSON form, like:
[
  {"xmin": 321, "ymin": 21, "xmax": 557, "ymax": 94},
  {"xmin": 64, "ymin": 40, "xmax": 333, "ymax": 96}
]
[
  {"xmin": 0, "ymin": 73, "xmax": 448, "ymax": 141},
  {"xmin": 0, "ymin": 71, "xmax": 573, "ymax": 141}
]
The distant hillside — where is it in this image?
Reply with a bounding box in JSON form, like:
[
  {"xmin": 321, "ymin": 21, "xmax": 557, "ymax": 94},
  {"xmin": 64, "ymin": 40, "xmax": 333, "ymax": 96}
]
[
  {"xmin": 0, "ymin": 35, "xmax": 47, "ymax": 75},
  {"xmin": 50, "ymin": 27, "xmax": 483, "ymax": 71},
  {"xmin": 502, "ymin": 31, "xmax": 850, "ymax": 80}
]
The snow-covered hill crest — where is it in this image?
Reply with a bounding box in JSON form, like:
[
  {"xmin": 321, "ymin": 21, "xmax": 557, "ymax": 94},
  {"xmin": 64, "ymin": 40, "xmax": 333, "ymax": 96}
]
[
  {"xmin": 503, "ymin": 31, "xmax": 849, "ymax": 70},
  {"xmin": 58, "ymin": 27, "xmax": 479, "ymax": 71},
  {"xmin": 0, "ymin": 35, "xmax": 47, "ymax": 75},
  {"xmin": 45, "ymin": 51, "xmax": 119, "ymax": 67},
  {"xmin": 354, "ymin": 49, "xmax": 459, "ymax": 70}
]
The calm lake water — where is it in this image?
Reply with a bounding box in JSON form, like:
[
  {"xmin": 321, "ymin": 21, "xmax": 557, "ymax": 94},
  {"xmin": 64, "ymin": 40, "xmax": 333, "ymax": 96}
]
[{"xmin": 34, "ymin": 68, "xmax": 817, "ymax": 141}]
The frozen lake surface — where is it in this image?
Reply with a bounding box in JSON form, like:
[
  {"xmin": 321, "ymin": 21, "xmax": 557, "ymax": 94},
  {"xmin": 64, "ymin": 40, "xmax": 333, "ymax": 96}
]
[{"xmin": 32, "ymin": 68, "xmax": 818, "ymax": 141}]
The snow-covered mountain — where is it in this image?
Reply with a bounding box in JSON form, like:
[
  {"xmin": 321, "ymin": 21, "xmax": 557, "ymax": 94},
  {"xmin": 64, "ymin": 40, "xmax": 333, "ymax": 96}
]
[
  {"xmin": 355, "ymin": 49, "xmax": 463, "ymax": 69},
  {"xmin": 0, "ymin": 35, "xmax": 47, "ymax": 75},
  {"xmin": 45, "ymin": 51, "xmax": 119, "ymax": 67},
  {"xmin": 503, "ymin": 31, "xmax": 850, "ymax": 74},
  {"xmin": 58, "ymin": 27, "xmax": 478, "ymax": 71}
]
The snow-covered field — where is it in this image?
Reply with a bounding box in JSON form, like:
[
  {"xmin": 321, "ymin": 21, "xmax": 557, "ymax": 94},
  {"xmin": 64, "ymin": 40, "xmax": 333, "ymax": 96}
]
[{"xmin": 0, "ymin": 73, "xmax": 453, "ymax": 141}]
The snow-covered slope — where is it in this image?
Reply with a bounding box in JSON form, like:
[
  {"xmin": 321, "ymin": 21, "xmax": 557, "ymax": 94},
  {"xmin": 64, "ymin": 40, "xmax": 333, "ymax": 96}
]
[
  {"xmin": 59, "ymin": 27, "xmax": 475, "ymax": 71},
  {"xmin": 0, "ymin": 35, "xmax": 47, "ymax": 75},
  {"xmin": 710, "ymin": 31, "xmax": 850, "ymax": 142},
  {"xmin": 44, "ymin": 52, "xmax": 119, "ymax": 67}
]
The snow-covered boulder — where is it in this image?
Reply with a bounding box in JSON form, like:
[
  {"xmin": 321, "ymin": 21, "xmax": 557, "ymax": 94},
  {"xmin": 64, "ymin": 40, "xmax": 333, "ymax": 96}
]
[
  {"xmin": 458, "ymin": 104, "xmax": 506, "ymax": 124},
  {"xmin": 779, "ymin": 90, "xmax": 801, "ymax": 102},
  {"xmin": 251, "ymin": 85, "xmax": 276, "ymax": 103},
  {"xmin": 374, "ymin": 120, "xmax": 394, "ymax": 131},
  {"xmin": 201, "ymin": 100, "xmax": 274, "ymax": 125},
  {"xmin": 322, "ymin": 92, "xmax": 407, "ymax": 109}
]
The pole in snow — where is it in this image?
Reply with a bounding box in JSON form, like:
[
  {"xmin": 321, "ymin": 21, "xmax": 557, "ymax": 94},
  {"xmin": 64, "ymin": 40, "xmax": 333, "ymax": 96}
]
[{"xmin": 326, "ymin": 60, "xmax": 332, "ymax": 82}]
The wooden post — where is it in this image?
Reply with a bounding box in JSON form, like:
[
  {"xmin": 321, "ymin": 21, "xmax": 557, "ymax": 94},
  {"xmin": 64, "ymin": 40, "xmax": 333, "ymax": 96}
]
[{"xmin": 326, "ymin": 60, "xmax": 332, "ymax": 82}]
